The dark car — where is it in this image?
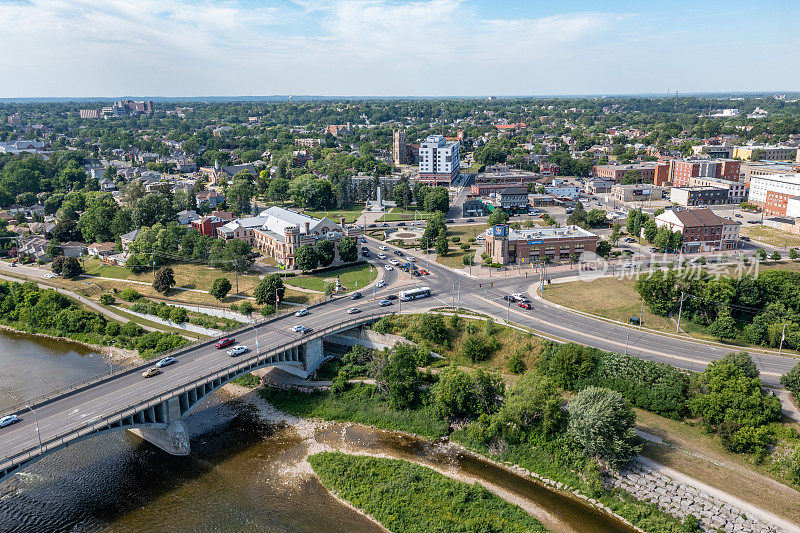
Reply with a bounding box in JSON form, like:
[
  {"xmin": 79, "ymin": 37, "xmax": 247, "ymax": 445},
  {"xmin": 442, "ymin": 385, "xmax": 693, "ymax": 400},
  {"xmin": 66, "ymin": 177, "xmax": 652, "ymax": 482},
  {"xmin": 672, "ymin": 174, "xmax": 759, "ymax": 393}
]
[
  {"xmin": 396, "ymin": 222, "xmax": 406, "ymax": 227},
  {"xmin": 362, "ymin": 250, "xmax": 371, "ymax": 257},
  {"xmin": 381, "ymin": 223, "xmax": 389, "ymax": 227},
  {"xmin": 386, "ymin": 294, "xmax": 398, "ymax": 300},
  {"xmin": 368, "ymin": 224, "xmax": 377, "ymax": 228},
  {"xmin": 466, "ymin": 218, "xmax": 475, "ymax": 222},
  {"xmin": 393, "ymin": 250, "xmax": 403, "ymax": 256},
  {"xmin": 350, "ymin": 291, "xmax": 362, "ymax": 300},
  {"xmin": 446, "ymin": 219, "xmax": 454, "ymax": 223},
  {"xmin": 215, "ymin": 337, "xmax": 235, "ymax": 349}
]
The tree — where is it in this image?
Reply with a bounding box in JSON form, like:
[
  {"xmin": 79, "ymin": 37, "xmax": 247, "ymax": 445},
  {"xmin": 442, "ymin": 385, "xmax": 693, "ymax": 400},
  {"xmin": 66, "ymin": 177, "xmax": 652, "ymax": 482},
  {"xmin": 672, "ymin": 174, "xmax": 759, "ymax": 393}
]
[
  {"xmin": 790, "ymin": 249, "xmax": 799, "ymax": 260},
  {"xmin": 771, "ymin": 251, "xmax": 782, "ymax": 261},
  {"xmin": 566, "ymin": 386, "xmax": 641, "ymax": 468},
  {"xmin": 709, "ymin": 307, "xmax": 738, "ymax": 340},
  {"xmin": 487, "ymin": 209, "xmax": 509, "ymax": 227},
  {"xmin": 210, "ymin": 277, "xmax": 232, "ymax": 301},
  {"xmin": 541, "ymin": 343, "xmax": 596, "ymax": 390},
  {"xmin": 610, "ymin": 223, "xmax": 622, "ymax": 245},
  {"xmin": 227, "ymin": 176, "xmax": 255, "ymax": 215},
  {"xmin": 170, "ymin": 307, "xmax": 189, "ymax": 323},
  {"xmin": 756, "ymin": 248, "xmax": 767, "ymax": 260},
  {"xmin": 643, "ymin": 220, "xmax": 658, "ymax": 243},
  {"xmin": 294, "ymin": 244, "xmax": 319, "ymax": 271},
  {"xmin": 267, "ymin": 177, "xmax": 290, "ymax": 203},
  {"xmin": 393, "ymin": 181, "xmax": 412, "ymax": 208},
  {"xmin": 132, "ymin": 192, "xmax": 176, "ymax": 228},
  {"xmin": 337, "ymin": 237, "xmax": 358, "ymax": 263},
  {"xmin": 461, "ymin": 335, "xmax": 490, "ymax": 362},
  {"xmin": 434, "ymin": 232, "xmax": 449, "ymax": 256},
  {"xmin": 52, "ymin": 219, "xmax": 80, "ymax": 242},
  {"xmin": 373, "ymin": 344, "xmax": 422, "ymax": 409},
  {"xmin": 621, "ymin": 170, "xmax": 641, "ymax": 185},
  {"xmin": 595, "ymin": 240, "xmax": 612, "ymax": 258},
  {"xmin": 46, "ymin": 239, "xmax": 62, "ymax": 259},
  {"xmin": 415, "ymin": 313, "xmax": 448, "ymax": 344},
  {"xmin": 423, "ymin": 187, "xmax": 449, "ymax": 213},
  {"xmin": 781, "ymin": 361, "xmax": 800, "ymax": 399},
  {"xmin": 317, "ymin": 239, "xmax": 335, "ymax": 267},
  {"xmin": 254, "ymin": 274, "xmax": 285, "ymax": 306},
  {"xmin": 430, "ymin": 365, "xmax": 476, "ymax": 418},
  {"xmin": 566, "ymin": 202, "xmax": 587, "ymax": 226},
  {"xmin": 153, "ymin": 266, "xmax": 176, "ymax": 294},
  {"xmin": 51, "ymin": 256, "xmax": 65, "ymax": 275},
  {"xmin": 586, "ymin": 209, "xmax": 606, "ymax": 227},
  {"xmin": 60, "ymin": 256, "xmax": 83, "ymax": 279}
]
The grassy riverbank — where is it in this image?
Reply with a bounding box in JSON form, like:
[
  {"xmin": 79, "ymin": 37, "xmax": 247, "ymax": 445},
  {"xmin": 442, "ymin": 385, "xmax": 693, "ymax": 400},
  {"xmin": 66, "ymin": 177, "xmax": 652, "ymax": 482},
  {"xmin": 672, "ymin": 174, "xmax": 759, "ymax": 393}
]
[
  {"xmin": 260, "ymin": 384, "xmax": 449, "ymax": 438},
  {"xmin": 309, "ymin": 452, "xmax": 548, "ymax": 533}
]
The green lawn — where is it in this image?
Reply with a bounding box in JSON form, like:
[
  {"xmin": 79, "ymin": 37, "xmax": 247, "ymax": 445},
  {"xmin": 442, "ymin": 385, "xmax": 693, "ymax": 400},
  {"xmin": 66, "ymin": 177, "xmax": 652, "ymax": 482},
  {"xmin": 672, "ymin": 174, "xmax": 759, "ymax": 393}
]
[
  {"xmin": 283, "ymin": 263, "xmax": 375, "ymax": 292},
  {"xmin": 303, "ymin": 206, "xmax": 366, "ymax": 224},
  {"xmin": 435, "ymin": 224, "xmax": 487, "ymax": 269}
]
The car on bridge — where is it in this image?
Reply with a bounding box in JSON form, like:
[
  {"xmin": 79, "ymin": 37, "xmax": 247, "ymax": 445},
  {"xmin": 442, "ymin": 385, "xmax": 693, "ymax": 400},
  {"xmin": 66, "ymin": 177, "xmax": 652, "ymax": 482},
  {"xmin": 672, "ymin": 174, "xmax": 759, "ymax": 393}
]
[
  {"xmin": 295, "ymin": 308, "xmax": 309, "ymax": 317},
  {"xmin": 215, "ymin": 337, "xmax": 235, "ymax": 349},
  {"xmin": 347, "ymin": 307, "xmax": 360, "ymax": 314},
  {"xmin": 155, "ymin": 356, "xmax": 175, "ymax": 368},
  {"xmin": 142, "ymin": 368, "xmax": 161, "ymax": 378},
  {"xmin": 292, "ymin": 325, "xmax": 312, "ymax": 334},
  {"xmin": 227, "ymin": 345, "xmax": 249, "ymax": 357},
  {"xmin": 379, "ymin": 299, "xmax": 392, "ymax": 306},
  {"xmin": 0, "ymin": 414, "xmax": 19, "ymax": 428}
]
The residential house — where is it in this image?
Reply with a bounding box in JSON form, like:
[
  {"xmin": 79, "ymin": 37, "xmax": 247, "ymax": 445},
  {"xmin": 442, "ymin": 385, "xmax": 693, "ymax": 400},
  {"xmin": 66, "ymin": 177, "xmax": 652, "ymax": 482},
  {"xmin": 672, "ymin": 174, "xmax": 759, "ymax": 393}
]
[
  {"xmin": 177, "ymin": 209, "xmax": 200, "ymax": 225},
  {"xmin": 61, "ymin": 241, "xmax": 86, "ymax": 258},
  {"xmin": 87, "ymin": 242, "xmax": 117, "ymax": 258},
  {"xmin": 196, "ymin": 190, "xmax": 225, "ymax": 209},
  {"xmin": 120, "ymin": 229, "xmax": 142, "ymax": 251},
  {"xmin": 191, "ymin": 211, "xmax": 234, "ymax": 237}
]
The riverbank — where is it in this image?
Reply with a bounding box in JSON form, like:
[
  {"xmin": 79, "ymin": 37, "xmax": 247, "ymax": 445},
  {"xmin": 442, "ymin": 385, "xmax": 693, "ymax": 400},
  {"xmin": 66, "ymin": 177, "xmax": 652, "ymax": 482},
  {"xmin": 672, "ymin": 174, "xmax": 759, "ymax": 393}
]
[{"xmin": 0, "ymin": 323, "xmax": 141, "ymax": 366}]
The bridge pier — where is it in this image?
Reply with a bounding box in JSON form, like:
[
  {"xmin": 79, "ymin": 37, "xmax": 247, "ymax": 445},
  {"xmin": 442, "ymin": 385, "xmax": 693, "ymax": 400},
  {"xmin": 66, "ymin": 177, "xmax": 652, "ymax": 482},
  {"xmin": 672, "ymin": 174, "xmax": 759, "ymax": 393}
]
[{"xmin": 128, "ymin": 397, "xmax": 191, "ymax": 456}]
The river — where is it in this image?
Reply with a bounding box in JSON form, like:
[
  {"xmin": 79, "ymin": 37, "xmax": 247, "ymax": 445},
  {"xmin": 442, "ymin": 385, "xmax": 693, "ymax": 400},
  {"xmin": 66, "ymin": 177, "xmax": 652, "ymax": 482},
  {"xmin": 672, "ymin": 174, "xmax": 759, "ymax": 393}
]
[{"xmin": 0, "ymin": 332, "xmax": 636, "ymax": 533}]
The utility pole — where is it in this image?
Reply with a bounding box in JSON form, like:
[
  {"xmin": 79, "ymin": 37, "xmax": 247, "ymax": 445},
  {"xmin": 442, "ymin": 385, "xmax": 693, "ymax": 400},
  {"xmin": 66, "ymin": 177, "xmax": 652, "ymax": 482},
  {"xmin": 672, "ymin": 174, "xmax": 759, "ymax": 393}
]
[
  {"xmin": 779, "ymin": 322, "xmax": 788, "ymax": 356},
  {"xmin": 676, "ymin": 291, "xmax": 685, "ymax": 333},
  {"xmin": 457, "ymin": 279, "xmax": 461, "ymax": 309},
  {"xmin": 624, "ymin": 323, "xmax": 632, "ymax": 355},
  {"xmin": 639, "ymin": 299, "xmax": 644, "ymax": 328},
  {"xmin": 507, "ymin": 297, "xmax": 511, "ymax": 322}
]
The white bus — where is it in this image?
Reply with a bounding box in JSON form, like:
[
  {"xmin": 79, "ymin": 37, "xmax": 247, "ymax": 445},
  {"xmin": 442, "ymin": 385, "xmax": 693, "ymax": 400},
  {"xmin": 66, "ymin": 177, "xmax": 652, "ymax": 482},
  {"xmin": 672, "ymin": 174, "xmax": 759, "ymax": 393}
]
[{"xmin": 399, "ymin": 287, "xmax": 432, "ymax": 301}]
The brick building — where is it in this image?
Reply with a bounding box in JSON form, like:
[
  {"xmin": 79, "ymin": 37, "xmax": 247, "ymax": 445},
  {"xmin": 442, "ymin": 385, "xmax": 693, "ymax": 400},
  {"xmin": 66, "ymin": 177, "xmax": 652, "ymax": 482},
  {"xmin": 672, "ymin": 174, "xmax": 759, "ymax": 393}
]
[
  {"xmin": 654, "ymin": 208, "xmax": 740, "ymax": 253},
  {"xmin": 669, "ymin": 159, "xmax": 741, "ymax": 187},
  {"xmin": 592, "ymin": 163, "xmax": 655, "ymax": 182},
  {"xmin": 484, "ymin": 224, "xmax": 597, "ymax": 265}
]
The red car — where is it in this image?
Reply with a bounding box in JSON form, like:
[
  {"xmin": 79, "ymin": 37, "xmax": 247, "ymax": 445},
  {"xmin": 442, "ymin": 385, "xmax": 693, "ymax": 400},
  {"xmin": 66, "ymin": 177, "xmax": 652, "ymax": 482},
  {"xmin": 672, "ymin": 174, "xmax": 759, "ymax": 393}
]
[
  {"xmin": 517, "ymin": 302, "xmax": 532, "ymax": 310},
  {"xmin": 215, "ymin": 337, "xmax": 235, "ymax": 349}
]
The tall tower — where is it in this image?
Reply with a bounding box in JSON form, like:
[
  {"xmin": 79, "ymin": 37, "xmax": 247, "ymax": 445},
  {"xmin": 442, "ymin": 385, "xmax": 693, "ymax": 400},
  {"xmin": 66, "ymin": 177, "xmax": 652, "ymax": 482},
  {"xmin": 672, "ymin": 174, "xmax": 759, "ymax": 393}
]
[{"xmin": 393, "ymin": 130, "xmax": 407, "ymax": 166}]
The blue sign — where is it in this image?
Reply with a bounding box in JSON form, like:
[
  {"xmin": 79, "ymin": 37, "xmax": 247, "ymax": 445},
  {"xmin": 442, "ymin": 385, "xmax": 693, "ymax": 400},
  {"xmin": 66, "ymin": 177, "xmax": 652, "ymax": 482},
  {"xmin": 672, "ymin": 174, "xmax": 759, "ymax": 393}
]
[
  {"xmin": 492, "ymin": 225, "xmax": 509, "ymax": 237},
  {"xmin": 527, "ymin": 240, "xmax": 543, "ymax": 245}
]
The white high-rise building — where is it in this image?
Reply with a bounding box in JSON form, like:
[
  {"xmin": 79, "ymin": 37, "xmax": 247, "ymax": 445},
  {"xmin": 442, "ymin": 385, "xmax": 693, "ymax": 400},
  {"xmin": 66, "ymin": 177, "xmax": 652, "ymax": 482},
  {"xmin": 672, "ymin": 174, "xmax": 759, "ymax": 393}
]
[{"xmin": 418, "ymin": 134, "xmax": 460, "ymax": 186}]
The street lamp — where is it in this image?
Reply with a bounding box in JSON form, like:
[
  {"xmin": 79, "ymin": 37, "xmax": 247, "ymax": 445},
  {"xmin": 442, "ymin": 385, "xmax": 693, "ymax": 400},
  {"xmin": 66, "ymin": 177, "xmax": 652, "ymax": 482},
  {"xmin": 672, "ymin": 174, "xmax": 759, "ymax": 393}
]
[
  {"xmin": 27, "ymin": 404, "xmax": 43, "ymax": 455},
  {"xmin": 250, "ymin": 324, "xmax": 260, "ymax": 356},
  {"xmin": 106, "ymin": 339, "xmax": 115, "ymax": 374}
]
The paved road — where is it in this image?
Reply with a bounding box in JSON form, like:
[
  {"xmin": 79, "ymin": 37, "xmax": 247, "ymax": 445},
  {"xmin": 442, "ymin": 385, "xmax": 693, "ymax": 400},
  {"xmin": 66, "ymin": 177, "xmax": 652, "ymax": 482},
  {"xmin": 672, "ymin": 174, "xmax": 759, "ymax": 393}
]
[
  {"xmin": 0, "ymin": 276, "xmax": 425, "ymax": 471},
  {"xmin": 2, "ymin": 234, "xmax": 798, "ymax": 473}
]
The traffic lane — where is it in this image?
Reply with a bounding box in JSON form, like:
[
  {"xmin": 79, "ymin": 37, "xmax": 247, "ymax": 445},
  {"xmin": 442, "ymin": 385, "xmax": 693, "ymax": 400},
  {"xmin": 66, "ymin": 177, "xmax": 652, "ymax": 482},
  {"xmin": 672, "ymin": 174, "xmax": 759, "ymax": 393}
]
[
  {"xmin": 464, "ymin": 293, "xmax": 789, "ymax": 386},
  {"xmin": 0, "ymin": 296, "xmax": 394, "ymax": 457}
]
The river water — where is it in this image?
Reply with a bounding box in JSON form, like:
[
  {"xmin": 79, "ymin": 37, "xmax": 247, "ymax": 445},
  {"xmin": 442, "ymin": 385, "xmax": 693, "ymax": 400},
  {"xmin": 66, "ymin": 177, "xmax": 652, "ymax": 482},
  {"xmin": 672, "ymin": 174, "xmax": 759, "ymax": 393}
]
[{"xmin": 0, "ymin": 333, "xmax": 636, "ymax": 533}]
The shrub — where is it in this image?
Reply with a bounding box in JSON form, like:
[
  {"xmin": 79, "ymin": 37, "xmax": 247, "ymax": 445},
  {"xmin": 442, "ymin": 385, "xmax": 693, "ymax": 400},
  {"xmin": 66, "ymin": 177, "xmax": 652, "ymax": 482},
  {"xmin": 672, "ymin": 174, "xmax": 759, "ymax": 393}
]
[
  {"xmin": 169, "ymin": 307, "xmax": 189, "ymax": 324},
  {"xmin": 780, "ymin": 361, "xmax": 800, "ymax": 399},
  {"xmin": 120, "ymin": 288, "xmax": 141, "ymax": 301},
  {"xmin": 507, "ymin": 354, "xmax": 525, "ymax": 374},
  {"xmin": 539, "ymin": 343, "xmax": 597, "ymax": 391},
  {"xmin": 461, "ymin": 335, "xmax": 490, "ymax": 362},
  {"xmin": 99, "ymin": 294, "xmax": 115, "ymax": 305},
  {"xmin": 239, "ymin": 301, "xmax": 254, "ymax": 315}
]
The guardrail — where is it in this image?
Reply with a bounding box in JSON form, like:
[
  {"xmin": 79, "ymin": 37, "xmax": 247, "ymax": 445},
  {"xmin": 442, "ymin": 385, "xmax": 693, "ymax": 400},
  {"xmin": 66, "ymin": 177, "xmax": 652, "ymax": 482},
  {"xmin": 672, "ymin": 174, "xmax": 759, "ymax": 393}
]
[
  {"xmin": 0, "ymin": 310, "xmax": 393, "ymax": 474},
  {"xmin": 1, "ymin": 294, "xmax": 332, "ymax": 416}
]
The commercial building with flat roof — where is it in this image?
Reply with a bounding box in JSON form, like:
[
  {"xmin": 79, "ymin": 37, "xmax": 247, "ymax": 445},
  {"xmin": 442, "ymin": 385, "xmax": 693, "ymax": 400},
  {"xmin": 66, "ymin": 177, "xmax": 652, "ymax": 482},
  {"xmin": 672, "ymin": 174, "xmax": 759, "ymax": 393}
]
[
  {"xmin": 611, "ymin": 184, "xmax": 663, "ymax": 203},
  {"xmin": 592, "ymin": 163, "xmax": 655, "ymax": 182},
  {"xmin": 749, "ymin": 173, "xmax": 800, "ymax": 204},
  {"xmin": 687, "ymin": 176, "xmax": 748, "ymax": 203},
  {"xmin": 484, "ymin": 224, "xmax": 598, "ymax": 265},
  {"xmin": 734, "ymin": 145, "xmax": 798, "ymax": 161},
  {"xmin": 670, "ymin": 186, "xmax": 729, "ymax": 206}
]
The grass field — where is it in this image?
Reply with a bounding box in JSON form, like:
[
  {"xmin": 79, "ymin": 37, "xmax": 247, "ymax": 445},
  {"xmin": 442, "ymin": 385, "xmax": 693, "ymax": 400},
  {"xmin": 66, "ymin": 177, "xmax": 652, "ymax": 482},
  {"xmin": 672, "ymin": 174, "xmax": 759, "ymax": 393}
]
[
  {"xmin": 634, "ymin": 408, "xmax": 800, "ymax": 525},
  {"xmin": 309, "ymin": 452, "xmax": 546, "ymax": 533},
  {"xmin": 434, "ymin": 224, "xmax": 487, "ymax": 269},
  {"xmin": 283, "ymin": 263, "xmax": 375, "ymax": 292},
  {"xmin": 303, "ymin": 206, "xmax": 366, "ymax": 224},
  {"xmin": 541, "ymin": 276, "xmax": 717, "ymax": 340},
  {"xmin": 741, "ymin": 225, "xmax": 800, "ymax": 249}
]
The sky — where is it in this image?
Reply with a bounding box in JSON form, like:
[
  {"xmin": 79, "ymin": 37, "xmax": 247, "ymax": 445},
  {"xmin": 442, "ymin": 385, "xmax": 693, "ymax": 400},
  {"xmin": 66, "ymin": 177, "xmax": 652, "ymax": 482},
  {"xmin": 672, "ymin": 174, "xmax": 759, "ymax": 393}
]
[{"xmin": 1, "ymin": 0, "xmax": 799, "ymax": 98}]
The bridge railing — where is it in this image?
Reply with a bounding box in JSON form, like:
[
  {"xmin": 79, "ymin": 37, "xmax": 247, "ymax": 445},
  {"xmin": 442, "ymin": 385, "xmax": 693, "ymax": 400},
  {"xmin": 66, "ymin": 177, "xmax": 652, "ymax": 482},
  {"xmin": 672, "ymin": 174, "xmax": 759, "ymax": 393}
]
[
  {"xmin": 2, "ymin": 294, "xmax": 332, "ymax": 417},
  {"xmin": 0, "ymin": 310, "xmax": 393, "ymax": 475}
]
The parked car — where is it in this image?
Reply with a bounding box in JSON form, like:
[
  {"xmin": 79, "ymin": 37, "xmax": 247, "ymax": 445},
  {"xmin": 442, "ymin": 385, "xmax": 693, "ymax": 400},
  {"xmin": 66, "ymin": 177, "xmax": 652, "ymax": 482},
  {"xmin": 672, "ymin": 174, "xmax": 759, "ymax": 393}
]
[
  {"xmin": 379, "ymin": 299, "xmax": 392, "ymax": 306},
  {"xmin": 0, "ymin": 415, "xmax": 19, "ymax": 428},
  {"xmin": 142, "ymin": 367, "xmax": 161, "ymax": 378},
  {"xmin": 295, "ymin": 308, "xmax": 309, "ymax": 317},
  {"xmin": 347, "ymin": 307, "xmax": 360, "ymax": 314},
  {"xmin": 350, "ymin": 291, "xmax": 362, "ymax": 300},
  {"xmin": 215, "ymin": 338, "xmax": 235, "ymax": 349},
  {"xmin": 227, "ymin": 345, "xmax": 249, "ymax": 357},
  {"xmin": 155, "ymin": 356, "xmax": 175, "ymax": 368}
]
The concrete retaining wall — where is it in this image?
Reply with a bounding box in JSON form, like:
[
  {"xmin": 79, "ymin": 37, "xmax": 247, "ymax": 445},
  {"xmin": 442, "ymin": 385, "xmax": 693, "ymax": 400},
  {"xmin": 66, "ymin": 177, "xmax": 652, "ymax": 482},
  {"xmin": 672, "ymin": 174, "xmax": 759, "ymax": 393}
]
[{"xmin": 122, "ymin": 309, "xmax": 222, "ymax": 336}]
